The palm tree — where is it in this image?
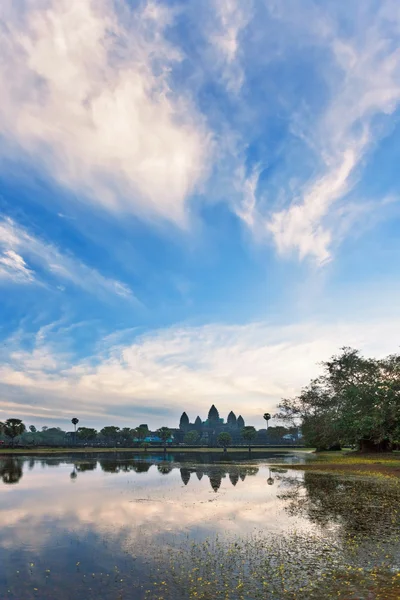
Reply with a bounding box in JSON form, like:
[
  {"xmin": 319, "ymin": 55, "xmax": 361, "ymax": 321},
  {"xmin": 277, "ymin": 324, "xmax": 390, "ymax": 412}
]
[
  {"xmin": 3, "ymin": 419, "xmax": 26, "ymax": 447},
  {"xmin": 217, "ymin": 432, "xmax": 232, "ymax": 453},
  {"xmin": 71, "ymin": 418, "xmax": 79, "ymax": 445},
  {"xmin": 241, "ymin": 426, "xmax": 257, "ymax": 453},
  {"xmin": 135, "ymin": 426, "xmax": 149, "ymax": 446},
  {"xmin": 263, "ymin": 413, "xmax": 271, "ymax": 429},
  {"xmin": 157, "ymin": 427, "xmax": 172, "ymax": 453}
]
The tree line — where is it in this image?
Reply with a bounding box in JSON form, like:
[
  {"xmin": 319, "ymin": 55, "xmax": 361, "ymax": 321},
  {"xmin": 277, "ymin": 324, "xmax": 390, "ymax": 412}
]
[
  {"xmin": 278, "ymin": 347, "xmax": 400, "ymax": 452},
  {"xmin": 3, "ymin": 347, "xmax": 395, "ymax": 452}
]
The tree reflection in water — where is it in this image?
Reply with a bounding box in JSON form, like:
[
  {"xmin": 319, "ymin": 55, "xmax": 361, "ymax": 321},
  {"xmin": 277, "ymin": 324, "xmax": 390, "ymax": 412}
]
[
  {"xmin": 0, "ymin": 458, "xmax": 23, "ymax": 485},
  {"xmin": 0, "ymin": 455, "xmax": 264, "ymax": 492},
  {"xmin": 278, "ymin": 471, "xmax": 400, "ymax": 540}
]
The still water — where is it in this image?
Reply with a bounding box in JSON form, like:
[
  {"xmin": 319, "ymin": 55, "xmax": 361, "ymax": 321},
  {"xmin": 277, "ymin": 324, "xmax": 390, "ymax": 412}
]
[{"xmin": 0, "ymin": 452, "xmax": 399, "ymax": 599}]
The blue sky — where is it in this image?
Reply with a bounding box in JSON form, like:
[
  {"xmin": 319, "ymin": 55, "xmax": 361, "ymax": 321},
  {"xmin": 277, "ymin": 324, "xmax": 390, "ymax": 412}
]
[{"xmin": 0, "ymin": 0, "xmax": 399, "ymax": 430}]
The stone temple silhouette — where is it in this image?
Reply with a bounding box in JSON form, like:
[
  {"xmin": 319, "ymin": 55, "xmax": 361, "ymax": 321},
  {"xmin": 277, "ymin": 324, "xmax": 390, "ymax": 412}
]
[{"xmin": 178, "ymin": 405, "xmax": 246, "ymax": 445}]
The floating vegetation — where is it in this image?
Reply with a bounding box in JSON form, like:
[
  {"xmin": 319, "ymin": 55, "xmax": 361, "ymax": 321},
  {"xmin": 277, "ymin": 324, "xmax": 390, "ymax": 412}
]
[{"xmin": 145, "ymin": 532, "xmax": 400, "ymax": 600}]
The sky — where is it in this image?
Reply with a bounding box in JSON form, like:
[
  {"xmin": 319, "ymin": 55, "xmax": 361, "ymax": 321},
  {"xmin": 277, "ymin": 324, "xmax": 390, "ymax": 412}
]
[{"xmin": 0, "ymin": 0, "xmax": 399, "ymax": 431}]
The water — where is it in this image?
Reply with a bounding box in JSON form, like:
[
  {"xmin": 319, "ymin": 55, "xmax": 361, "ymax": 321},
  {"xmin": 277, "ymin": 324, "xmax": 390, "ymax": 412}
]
[{"xmin": 1, "ymin": 452, "xmax": 399, "ymax": 599}]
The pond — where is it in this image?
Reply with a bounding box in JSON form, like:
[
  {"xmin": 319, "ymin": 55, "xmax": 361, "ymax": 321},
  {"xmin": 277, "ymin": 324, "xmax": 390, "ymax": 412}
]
[{"xmin": 1, "ymin": 451, "xmax": 399, "ymax": 599}]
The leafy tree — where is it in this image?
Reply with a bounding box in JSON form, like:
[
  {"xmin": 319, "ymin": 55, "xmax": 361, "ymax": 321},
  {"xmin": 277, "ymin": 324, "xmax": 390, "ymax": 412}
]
[
  {"xmin": 157, "ymin": 427, "xmax": 172, "ymax": 452},
  {"xmin": 278, "ymin": 347, "xmax": 400, "ymax": 452},
  {"xmin": 0, "ymin": 458, "xmax": 23, "ymax": 484},
  {"xmin": 100, "ymin": 426, "xmax": 120, "ymax": 446},
  {"xmin": 3, "ymin": 418, "xmax": 26, "ymax": 447},
  {"xmin": 29, "ymin": 425, "xmax": 37, "ymax": 433},
  {"xmin": 77, "ymin": 427, "xmax": 97, "ymax": 443},
  {"xmin": 120, "ymin": 427, "xmax": 134, "ymax": 446},
  {"xmin": 217, "ymin": 431, "xmax": 232, "ymax": 452},
  {"xmin": 135, "ymin": 425, "xmax": 149, "ymax": 445},
  {"xmin": 184, "ymin": 430, "xmax": 200, "ymax": 445},
  {"xmin": 241, "ymin": 426, "xmax": 257, "ymax": 452}
]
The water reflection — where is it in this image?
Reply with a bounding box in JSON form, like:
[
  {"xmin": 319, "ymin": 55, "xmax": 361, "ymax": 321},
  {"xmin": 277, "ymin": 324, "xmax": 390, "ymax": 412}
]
[
  {"xmin": 0, "ymin": 454, "xmax": 267, "ymax": 490},
  {"xmin": 0, "ymin": 453, "xmax": 399, "ymax": 599},
  {"xmin": 278, "ymin": 471, "xmax": 400, "ymax": 540},
  {"xmin": 0, "ymin": 458, "xmax": 23, "ymax": 485}
]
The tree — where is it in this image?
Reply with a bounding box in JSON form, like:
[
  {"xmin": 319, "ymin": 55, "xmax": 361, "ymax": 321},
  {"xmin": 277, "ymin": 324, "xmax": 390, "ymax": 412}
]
[
  {"xmin": 263, "ymin": 413, "xmax": 271, "ymax": 429},
  {"xmin": 227, "ymin": 411, "xmax": 237, "ymax": 427},
  {"xmin": 3, "ymin": 419, "xmax": 26, "ymax": 447},
  {"xmin": 184, "ymin": 430, "xmax": 200, "ymax": 445},
  {"xmin": 179, "ymin": 412, "xmax": 190, "ymax": 431},
  {"xmin": 217, "ymin": 431, "xmax": 232, "ymax": 452},
  {"xmin": 135, "ymin": 426, "xmax": 149, "ymax": 445},
  {"xmin": 120, "ymin": 427, "xmax": 133, "ymax": 446},
  {"xmin": 77, "ymin": 427, "xmax": 97, "ymax": 443},
  {"xmin": 29, "ymin": 425, "xmax": 37, "ymax": 433},
  {"xmin": 0, "ymin": 458, "xmax": 23, "ymax": 484},
  {"xmin": 157, "ymin": 427, "xmax": 172, "ymax": 452},
  {"xmin": 241, "ymin": 426, "xmax": 257, "ymax": 452},
  {"xmin": 100, "ymin": 426, "xmax": 120, "ymax": 446},
  {"xmin": 278, "ymin": 347, "xmax": 400, "ymax": 452},
  {"xmin": 71, "ymin": 418, "xmax": 79, "ymax": 445}
]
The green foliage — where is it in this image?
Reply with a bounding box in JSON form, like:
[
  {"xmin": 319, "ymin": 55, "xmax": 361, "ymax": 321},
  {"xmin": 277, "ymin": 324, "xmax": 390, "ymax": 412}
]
[
  {"xmin": 3, "ymin": 418, "xmax": 26, "ymax": 445},
  {"xmin": 71, "ymin": 418, "xmax": 79, "ymax": 428},
  {"xmin": 100, "ymin": 426, "xmax": 120, "ymax": 444},
  {"xmin": 217, "ymin": 432, "xmax": 232, "ymax": 449},
  {"xmin": 263, "ymin": 412, "xmax": 271, "ymax": 427},
  {"xmin": 77, "ymin": 427, "xmax": 97, "ymax": 442},
  {"xmin": 278, "ymin": 347, "xmax": 400, "ymax": 451},
  {"xmin": 157, "ymin": 427, "xmax": 172, "ymax": 448},
  {"xmin": 241, "ymin": 426, "xmax": 257, "ymax": 449},
  {"xmin": 184, "ymin": 430, "xmax": 200, "ymax": 445},
  {"xmin": 135, "ymin": 425, "xmax": 149, "ymax": 443}
]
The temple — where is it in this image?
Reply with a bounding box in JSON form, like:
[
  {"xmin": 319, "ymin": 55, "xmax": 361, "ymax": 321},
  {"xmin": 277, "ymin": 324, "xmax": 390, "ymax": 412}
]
[{"xmin": 177, "ymin": 405, "xmax": 246, "ymax": 445}]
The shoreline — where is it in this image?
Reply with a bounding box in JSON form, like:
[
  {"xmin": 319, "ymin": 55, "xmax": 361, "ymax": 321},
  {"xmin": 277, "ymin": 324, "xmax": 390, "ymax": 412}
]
[{"xmin": 0, "ymin": 445, "xmax": 312, "ymax": 456}]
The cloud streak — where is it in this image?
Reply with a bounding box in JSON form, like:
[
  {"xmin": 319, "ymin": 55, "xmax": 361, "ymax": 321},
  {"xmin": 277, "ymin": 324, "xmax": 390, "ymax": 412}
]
[
  {"xmin": 0, "ymin": 217, "xmax": 136, "ymax": 301},
  {"xmin": 0, "ymin": 0, "xmax": 211, "ymax": 224},
  {"xmin": 0, "ymin": 315, "xmax": 398, "ymax": 428}
]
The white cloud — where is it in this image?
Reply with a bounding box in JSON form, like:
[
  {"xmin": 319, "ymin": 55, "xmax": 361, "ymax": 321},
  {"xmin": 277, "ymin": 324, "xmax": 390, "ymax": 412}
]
[
  {"xmin": 210, "ymin": 0, "xmax": 252, "ymax": 92},
  {"xmin": 0, "ymin": 250, "xmax": 35, "ymax": 283},
  {"xmin": 0, "ymin": 315, "xmax": 399, "ymax": 428},
  {"xmin": 0, "ymin": 0, "xmax": 210, "ymax": 224},
  {"xmin": 0, "ymin": 217, "xmax": 136, "ymax": 300},
  {"xmin": 237, "ymin": 1, "xmax": 400, "ymax": 263}
]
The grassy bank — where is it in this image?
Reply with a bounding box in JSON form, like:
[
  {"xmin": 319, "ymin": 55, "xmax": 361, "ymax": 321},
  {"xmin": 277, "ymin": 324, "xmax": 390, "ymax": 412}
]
[
  {"xmin": 278, "ymin": 451, "xmax": 400, "ymax": 478},
  {"xmin": 0, "ymin": 445, "xmax": 313, "ymax": 455}
]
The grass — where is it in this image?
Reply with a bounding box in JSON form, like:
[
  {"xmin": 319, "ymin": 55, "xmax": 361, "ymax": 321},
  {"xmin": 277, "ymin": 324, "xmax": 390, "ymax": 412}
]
[
  {"xmin": 0, "ymin": 446, "xmax": 313, "ymax": 455},
  {"xmin": 280, "ymin": 450, "xmax": 400, "ymax": 478}
]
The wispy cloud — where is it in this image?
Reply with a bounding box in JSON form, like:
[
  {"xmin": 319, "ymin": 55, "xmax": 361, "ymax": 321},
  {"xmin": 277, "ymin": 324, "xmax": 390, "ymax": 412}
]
[
  {"xmin": 0, "ymin": 0, "xmax": 211, "ymax": 224},
  {"xmin": 210, "ymin": 0, "xmax": 252, "ymax": 92},
  {"xmin": 0, "ymin": 249, "xmax": 35, "ymax": 283},
  {"xmin": 0, "ymin": 217, "xmax": 136, "ymax": 301},
  {"xmin": 232, "ymin": 1, "xmax": 400, "ymax": 263},
  {"xmin": 1, "ymin": 314, "xmax": 398, "ymax": 427}
]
